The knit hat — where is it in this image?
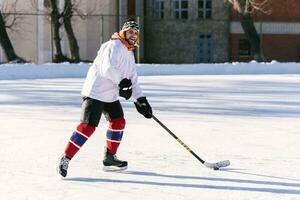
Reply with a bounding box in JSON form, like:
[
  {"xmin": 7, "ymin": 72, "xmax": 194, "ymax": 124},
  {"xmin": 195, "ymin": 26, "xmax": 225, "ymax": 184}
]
[{"xmin": 121, "ymin": 19, "xmax": 139, "ymax": 32}]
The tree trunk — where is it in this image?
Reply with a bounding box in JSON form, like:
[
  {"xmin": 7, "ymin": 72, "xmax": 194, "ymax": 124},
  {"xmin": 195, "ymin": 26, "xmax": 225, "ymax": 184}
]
[
  {"xmin": 239, "ymin": 12, "xmax": 264, "ymax": 61},
  {"xmin": 50, "ymin": 0, "xmax": 69, "ymax": 62},
  {"xmin": 63, "ymin": 0, "xmax": 80, "ymax": 62},
  {"xmin": 232, "ymin": 0, "xmax": 265, "ymax": 62},
  {"xmin": 0, "ymin": 11, "xmax": 25, "ymax": 62}
]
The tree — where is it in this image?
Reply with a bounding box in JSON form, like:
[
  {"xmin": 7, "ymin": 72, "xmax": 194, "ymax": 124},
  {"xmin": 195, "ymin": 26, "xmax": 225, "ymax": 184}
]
[
  {"xmin": 48, "ymin": 0, "xmax": 82, "ymax": 62},
  {"xmin": 49, "ymin": 0, "xmax": 68, "ymax": 62},
  {"xmin": 0, "ymin": 4, "xmax": 25, "ymax": 63},
  {"xmin": 229, "ymin": 0, "xmax": 270, "ymax": 61},
  {"xmin": 31, "ymin": 0, "xmax": 91, "ymax": 63},
  {"xmin": 62, "ymin": 0, "xmax": 80, "ymax": 62}
]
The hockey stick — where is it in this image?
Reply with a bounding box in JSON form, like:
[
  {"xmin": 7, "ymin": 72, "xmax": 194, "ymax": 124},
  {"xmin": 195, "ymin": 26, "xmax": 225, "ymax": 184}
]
[{"xmin": 152, "ymin": 114, "xmax": 230, "ymax": 170}]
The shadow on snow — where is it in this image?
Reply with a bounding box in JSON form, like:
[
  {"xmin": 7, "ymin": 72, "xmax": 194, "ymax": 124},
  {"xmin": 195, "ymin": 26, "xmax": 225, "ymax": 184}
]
[
  {"xmin": 64, "ymin": 169, "xmax": 300, "ymax": 195},
  {"xmin": 2, "ymin": 77, "xmax": 300, "ymax": 118}
]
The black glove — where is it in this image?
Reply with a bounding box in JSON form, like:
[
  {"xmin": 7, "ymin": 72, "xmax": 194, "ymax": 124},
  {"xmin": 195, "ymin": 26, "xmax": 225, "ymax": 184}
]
[
  {"xmin": 119, "ymin": 78, "xmax": 132, "ymax": 100},
  {"xmin": 134, "ymin": 97, "xmax": 152, "ymax": 118}
]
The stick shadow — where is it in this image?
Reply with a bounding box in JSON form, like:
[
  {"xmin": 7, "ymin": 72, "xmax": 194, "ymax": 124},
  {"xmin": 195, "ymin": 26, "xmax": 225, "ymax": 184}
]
[{"xmin": 65, "ymin": 169, "xmax": 300, "ymax": 195}]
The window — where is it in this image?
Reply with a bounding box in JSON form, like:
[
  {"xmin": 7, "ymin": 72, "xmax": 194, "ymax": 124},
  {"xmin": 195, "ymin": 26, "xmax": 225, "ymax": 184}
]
[
  {"xmin": 198, "ymin": 33, "xmax": 213, "ymax": 63},
  {"xmin": 173, "ymin": 0, "xmax": 188, "ymax": 19},
  {"xmin": 239, "ymin": 39, "xmax": 251, "ymax": 57},
  {"xmin": 153, "ymin": 0, "xmax": 164, "ymax": 19},
  {"xmin": 198, "ymin": 0, "xmax": 212, "ymax": 19}
]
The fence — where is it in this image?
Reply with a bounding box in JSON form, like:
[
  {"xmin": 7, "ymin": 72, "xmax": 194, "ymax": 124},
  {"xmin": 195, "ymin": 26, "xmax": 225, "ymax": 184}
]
[{"xmin": 0, "ymin": 13, "xmax": 133, "ymax": 63}]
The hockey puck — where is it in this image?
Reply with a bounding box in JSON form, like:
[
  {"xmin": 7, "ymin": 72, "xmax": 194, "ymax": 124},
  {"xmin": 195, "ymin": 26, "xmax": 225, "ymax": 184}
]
[{"xmin": 213, "ymin": 167, "xmax": 219, "ymax": 170}]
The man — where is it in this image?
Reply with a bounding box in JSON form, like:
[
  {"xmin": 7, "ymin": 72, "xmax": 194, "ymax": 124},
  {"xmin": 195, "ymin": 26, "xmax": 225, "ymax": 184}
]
[{"xmin": 57, "ymin": 19, "xmax": 152, "ymax": 177}]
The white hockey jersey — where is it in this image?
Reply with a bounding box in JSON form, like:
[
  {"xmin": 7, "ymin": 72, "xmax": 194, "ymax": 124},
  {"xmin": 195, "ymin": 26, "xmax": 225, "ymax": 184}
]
[{"xmin": 81, "ymin": 39, "xmax": 143, "ymax": 102}]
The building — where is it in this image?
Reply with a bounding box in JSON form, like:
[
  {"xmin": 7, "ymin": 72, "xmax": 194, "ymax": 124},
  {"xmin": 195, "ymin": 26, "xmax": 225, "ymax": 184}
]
[
  {"xmin": 143, "ymin": 0, "xmax": 230, "ymax": 63},
  {"xmin": 230, "ymin": 0, "xmax": 300, "ymax": 62},
  {"xmin": 1, "ymin": 0, "xmax": 300, "ymax": 63},
  {"xmin": 0, "ymin": 0, "xmax": 230, "ymax": 64}
]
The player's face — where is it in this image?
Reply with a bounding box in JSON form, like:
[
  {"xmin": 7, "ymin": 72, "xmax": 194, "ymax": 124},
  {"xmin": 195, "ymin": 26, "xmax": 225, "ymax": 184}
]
[{"xmin": 125, "ymin": 28, "xmax": 139, "ymax": 45}]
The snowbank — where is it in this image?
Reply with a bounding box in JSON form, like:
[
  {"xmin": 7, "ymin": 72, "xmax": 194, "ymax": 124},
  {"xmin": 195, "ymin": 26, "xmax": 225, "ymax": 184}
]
[{"xmin": 1, "ymin": 61, "xmax": 300, "ymax": 80}]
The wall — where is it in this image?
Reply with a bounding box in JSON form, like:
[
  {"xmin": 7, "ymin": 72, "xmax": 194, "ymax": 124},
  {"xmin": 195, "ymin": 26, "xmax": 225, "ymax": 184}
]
[
  {"xmin": 230, "ymin": 0, "xmax": 300, "ymax": 62},
  {"xmin": 144, "ymin": 0, "xmax": 230, "ymax": 63},
  {"xmin": 0, "ymin": 0, "xmax": 38, "ymax": 63},
  {"xmin": 0, "ymin": 0, "xmax": 119, "ymax": 63},
  {"xmin": 230, "ymin": 0, "xmax": 300, "ymax": 22},
  {"xmin": 231, "ymin": 34, "xmax": 300, "ymax": 62}
]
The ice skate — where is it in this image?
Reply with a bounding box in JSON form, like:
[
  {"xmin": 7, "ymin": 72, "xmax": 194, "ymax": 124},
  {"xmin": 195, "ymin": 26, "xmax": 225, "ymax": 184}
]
[
  {"xmin": 57, "ymin": 154, "xmax": 70, "ymax": 177},
  {"xmin": 102, "ymin": 148, "xmax": 128, "ymax": 172}
]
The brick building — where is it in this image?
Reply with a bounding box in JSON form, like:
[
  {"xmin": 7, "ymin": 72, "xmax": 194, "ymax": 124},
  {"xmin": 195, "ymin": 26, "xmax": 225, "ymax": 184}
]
[{"xmin": 230, "ymin": 0, "xmax": 300, "ymax": 62}]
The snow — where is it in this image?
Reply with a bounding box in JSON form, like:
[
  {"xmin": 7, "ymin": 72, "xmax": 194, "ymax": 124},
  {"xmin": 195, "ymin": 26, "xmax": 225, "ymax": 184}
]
[
  {"xmin": 2, "ymin": 61, "xmax": 300, "ymax": 80},
  {"xmin": 1, "ymin": 62, "xmax": 300, "ymax": 200}
]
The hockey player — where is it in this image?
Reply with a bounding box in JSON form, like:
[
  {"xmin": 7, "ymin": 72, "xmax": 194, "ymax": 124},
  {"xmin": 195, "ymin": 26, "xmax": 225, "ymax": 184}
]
[{"xmin": 57, "ymin": 19, "xmax": 152, "ymax": 177}]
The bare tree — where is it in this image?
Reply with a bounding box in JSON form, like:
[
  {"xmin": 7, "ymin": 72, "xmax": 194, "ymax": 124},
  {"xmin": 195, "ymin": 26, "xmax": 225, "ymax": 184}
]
[
  {"xmin": 62, "ymin": 0, "xmax": 80, "ymax": 62},
  {"xmin": 48, "ymin": 0, "xmax": 82, "ymax": 62},
  {"xmin": 229, "ymin": 0, "xmax": 270, "ymax": 61},
  {"xmin": 0, "ymin": 1, "xmax": 25, "ymax": 63},
  {"xmin": 32, "ymin": 0, "xmax": 94, "ymax": 63},
  {"xmin": 49, "ymin": 0, "xmax": 69, "ymax": 62}
]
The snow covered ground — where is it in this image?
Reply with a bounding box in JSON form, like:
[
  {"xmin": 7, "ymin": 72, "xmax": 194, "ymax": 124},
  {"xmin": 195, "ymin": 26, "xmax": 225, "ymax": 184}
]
[{"xmin": 1, "ymin": 63, "xmax": 300, "ymax": 200}]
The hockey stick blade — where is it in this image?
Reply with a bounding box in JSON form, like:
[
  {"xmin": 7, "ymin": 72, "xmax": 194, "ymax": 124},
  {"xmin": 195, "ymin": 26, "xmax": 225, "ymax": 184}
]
[
  {"xmin": 203, "ymin": 160, "xmax": 230, "ymax": 170},
  {"xmin": 150, "ymin": 114, "xmax": 231, "ymax": 171}
]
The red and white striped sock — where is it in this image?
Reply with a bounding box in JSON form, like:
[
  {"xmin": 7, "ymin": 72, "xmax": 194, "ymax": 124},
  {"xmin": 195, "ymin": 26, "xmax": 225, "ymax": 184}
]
[
  {"xmin": 64, "ymin": 122, "xmax": 95, "ymax": 159},
  {"xmin": 106, "ymin": 117, "xmax": 126, "ymax": 155}
]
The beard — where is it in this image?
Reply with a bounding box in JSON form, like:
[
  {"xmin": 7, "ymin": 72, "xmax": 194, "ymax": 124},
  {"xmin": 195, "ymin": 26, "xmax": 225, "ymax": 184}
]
[{"xmin": 126, "ymin": 38, "xmax": 136, "ymax": 45}]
